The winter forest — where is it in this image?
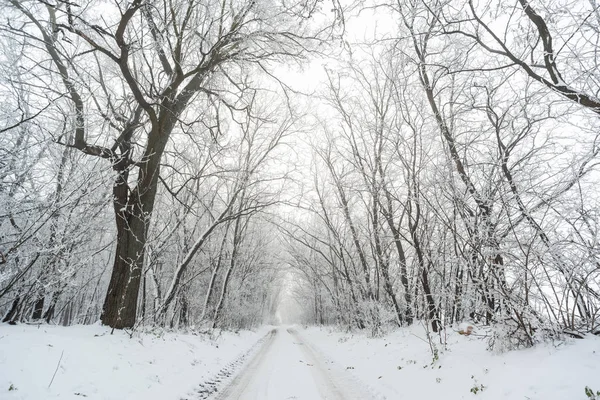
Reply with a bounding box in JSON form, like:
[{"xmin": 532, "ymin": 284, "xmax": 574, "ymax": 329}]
[{"xmin": 1, "ymin": 0, "xmax": 600, "ymax": 398}]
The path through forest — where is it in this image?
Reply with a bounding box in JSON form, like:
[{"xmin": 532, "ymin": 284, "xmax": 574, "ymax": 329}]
[{"xmin": 211, "ymin": 327, "xmax": 372, "ymax": 400}]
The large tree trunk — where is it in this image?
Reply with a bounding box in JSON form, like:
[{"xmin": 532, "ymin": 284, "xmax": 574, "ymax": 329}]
[
  {"xmin": 101, "ymin": 133, "xmax": 167, "ymax": 329},
  {"xmin": 100, "ymin": 221, "xmax": 146, "ymax": 328}
]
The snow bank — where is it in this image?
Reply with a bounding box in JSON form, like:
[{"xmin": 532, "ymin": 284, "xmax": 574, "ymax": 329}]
[
  {"xmin": 301, "ymin": 324, "xmax": 600, "ymax": 399},
  {"xmin": 0, "ymin": 323, "xmax": 268, "ymax": 400}
]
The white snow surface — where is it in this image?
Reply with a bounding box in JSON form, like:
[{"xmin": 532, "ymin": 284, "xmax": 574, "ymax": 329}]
[
  {"xmin": 1, "ymin": 322, "xmax": 599, "ymax": 400},
  {"xmin": 213, "ymin": 327, "xmax": 377, "ymax": 400},
  {"xmin": 0, "ymin": 323, "xmax": 269, "ymax": 400},
  {"xmin": 299, "ymin": 324, "xmax": 600, "ymax": 400}
]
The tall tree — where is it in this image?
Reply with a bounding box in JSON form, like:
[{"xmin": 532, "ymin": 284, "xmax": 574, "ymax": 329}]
[{"xmin": 4, "ymin": 0, "xmax": 328, "ymax": 328}]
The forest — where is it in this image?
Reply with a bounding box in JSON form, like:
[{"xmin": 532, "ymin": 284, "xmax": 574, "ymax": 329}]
[{"xmin": 1, "ymin": 0, "xmax": 599, "ymax": 351}]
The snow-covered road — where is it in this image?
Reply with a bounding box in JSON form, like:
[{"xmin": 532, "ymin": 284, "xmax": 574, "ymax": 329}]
[
  {"xmin": 3, "ymin": 324, "xmax": 598, "ymax": 400},
  {"xmin": 213, "ymin": 327, "xmax": 368, "ymax": 400}
]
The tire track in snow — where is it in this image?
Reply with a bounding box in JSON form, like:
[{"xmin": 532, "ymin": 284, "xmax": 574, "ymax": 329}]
[
  {"xmin": 209, "ymin": 327, "xmax": 378, "ymax": 399},
  {"xmin": 181, "ymin": 329, "xmax": 277, "ymax": 400},
  {"xmin": 286, "ymin": 327, "xmax": 347, "ymax": 400},
  {"xmin": 287, "ymin": 328, "xmax": 386, "ymax": 400},
  {"xmin": 210, "ymin": 328, "xmax": 282, "ymax": 400}
]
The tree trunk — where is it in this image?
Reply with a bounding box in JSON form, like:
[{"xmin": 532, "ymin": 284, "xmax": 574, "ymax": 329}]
[
  {"xmin": 43, "ymin": 291, "xmax": 61, "ymax": 323},
  {"xmin": 100, "ymin": 133, "xmax": 167, "ymax": 329},
  {"xmin": 31, "ymin": 297, "xmax": 44, "ymax": 320},
  {"xmin": 141, "ymin": 273, "xmax": 147, "ymax": 322},
  {"xmin": 200, "ymin": 226, "xmax": 230, "ymax": 321},
  {"xmin": 100, "ymin": 221, "xmax": 146, "ymax": 328},
  {"xmin": 212, "ymin": 212, "xmax": 245, "ymax": 329},
  {"xmin": 2, "ymin": 296, "xmax": 20, "ymax": 323}
]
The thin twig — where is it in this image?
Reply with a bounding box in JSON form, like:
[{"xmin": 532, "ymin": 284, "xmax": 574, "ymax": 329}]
[{"xmin": 48, "ymin": 350, "xmax": 64, "ymax": 389}]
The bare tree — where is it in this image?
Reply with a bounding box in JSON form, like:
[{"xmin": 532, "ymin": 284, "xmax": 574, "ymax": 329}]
[{"xmin": 3, "ymin": 0, "xmax": 328, "ymax": 328}]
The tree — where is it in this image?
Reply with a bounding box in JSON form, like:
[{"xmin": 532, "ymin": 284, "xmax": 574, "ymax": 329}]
[
  {"xmin": 447, "ymin": 0, "xmax": 600, "ymax": 115},
  {"xmin": 4, "ymin": 0, "xmax": 328, "ymax": 328}
]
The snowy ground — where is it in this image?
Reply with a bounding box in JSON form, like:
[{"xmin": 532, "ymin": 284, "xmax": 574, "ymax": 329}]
[
  {"xmin": 2, "ymin": 323, "xmax": 599, "ymax": 400},
  {"xmin": 0, "ymin": 323, "xmax": 268, "ymax": 400},
  {"xmin": 299, "ymin": 324, "xmax": 600, "ymax": 400},
  {"xmin": 213, "ymin": 327, "xmax": 374, "ymax": 400}
]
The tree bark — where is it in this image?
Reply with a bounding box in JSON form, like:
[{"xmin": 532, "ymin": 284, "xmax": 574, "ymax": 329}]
[
  {"xmin": 101, "ymin": 132, "xmax": 168, "ymax": 328},
  {"xmin": 2, "ymin": 296, "xmax": 20, "ymax": 323}
]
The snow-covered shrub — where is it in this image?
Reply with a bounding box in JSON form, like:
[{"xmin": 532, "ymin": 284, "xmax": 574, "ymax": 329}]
[
  {"xmin": 486, "ymin": 314, "xmax": 563, "ymax": 353},
  {"xmin": 485, "ymin": 317, "xmax": 529, "ymax": 353},
  {"xmin": 356, "ymin": 299, "xmax": 396, "ymax": 337}
]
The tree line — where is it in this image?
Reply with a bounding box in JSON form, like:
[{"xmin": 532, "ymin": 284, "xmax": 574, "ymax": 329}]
[
  {"xmin": 283, "ymin": 0, "xmax": 600, "ymax": 345},
  {"xmin": 1, "ymin": 0, "xmax": 599, "ymax": 346}
]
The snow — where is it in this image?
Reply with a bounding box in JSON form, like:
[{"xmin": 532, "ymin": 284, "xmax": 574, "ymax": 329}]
[
  {"xmin": 2, "ymin": 322, "xmax": 599, "ymax": 400},
  {"xmin": 214, "ymin": 327, "xmax": 374, "ymax": 399},
  {"xmin": 299, "ymin": 324, "xmax": 600, "ymax": 400},
  {"xmin": 0, "ymin": 323, "xmax": 268, "ymax": 400},
  {"xmin": 217, "ymin": 328, "xmax": 326, "ymax": 399}
]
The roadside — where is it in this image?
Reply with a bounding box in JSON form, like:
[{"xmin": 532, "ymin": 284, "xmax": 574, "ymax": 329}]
[
  {"xmin": 0, "ymin": 323, "xmax": 269, "ymax": 400},
  {"xmin": 299, "ymin": 324, "xmax": 600, "ymax": 400}
]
